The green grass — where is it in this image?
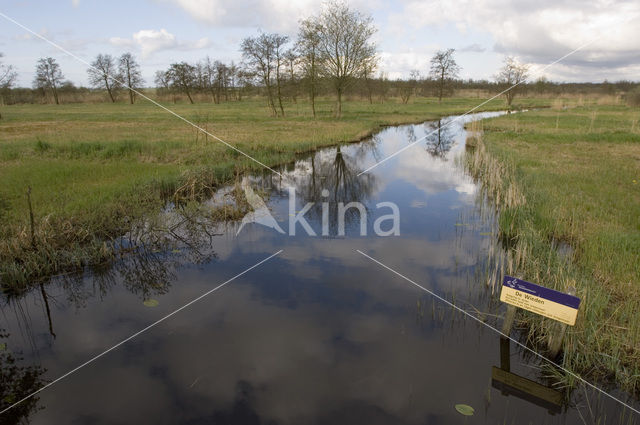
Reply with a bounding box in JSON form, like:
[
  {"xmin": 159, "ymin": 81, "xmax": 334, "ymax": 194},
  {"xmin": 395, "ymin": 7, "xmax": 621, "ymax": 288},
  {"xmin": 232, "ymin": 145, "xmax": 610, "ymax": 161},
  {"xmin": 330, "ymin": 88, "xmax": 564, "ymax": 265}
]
[
  {"xmin": 0, "ymin": 96, "xmax": 548, "ymax": 288},
  {"xmin": 468, "ymin": 103, "xmax": 640, "ymax": 394}
]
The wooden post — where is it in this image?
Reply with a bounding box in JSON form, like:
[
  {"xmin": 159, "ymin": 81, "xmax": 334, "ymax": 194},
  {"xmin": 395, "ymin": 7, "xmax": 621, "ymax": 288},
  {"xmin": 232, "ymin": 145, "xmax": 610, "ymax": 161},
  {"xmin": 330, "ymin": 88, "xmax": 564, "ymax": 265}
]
[
  {"xmin": 548, "ymin": 286, "xmax": 576, "ymax": 357},
  {"xmin": 499, "ymin": 337, "xmax": 511, "ymax": 372},
  {"xmin": 502, "ymin": 305, "xmax": 517, "ymax": 336},
  {"xmin": 27, "ymin": 186, "xmax": 36, "ymax": 249}
]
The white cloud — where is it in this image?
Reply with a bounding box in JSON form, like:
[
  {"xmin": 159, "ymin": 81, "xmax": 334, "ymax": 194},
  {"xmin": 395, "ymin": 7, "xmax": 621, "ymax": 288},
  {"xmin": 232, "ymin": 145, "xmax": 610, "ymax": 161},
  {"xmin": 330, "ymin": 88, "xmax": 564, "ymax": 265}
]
[
  {"xmin": 164, "ymin": 0, "xmax": 319, "ymax": 33},
  {"xmin": 109, "ymin": 29, "xmax": 212, "ymax": 58},
  {"xmin": 390, "ymin": 0, "xmax": 640, "ymax": 81}
]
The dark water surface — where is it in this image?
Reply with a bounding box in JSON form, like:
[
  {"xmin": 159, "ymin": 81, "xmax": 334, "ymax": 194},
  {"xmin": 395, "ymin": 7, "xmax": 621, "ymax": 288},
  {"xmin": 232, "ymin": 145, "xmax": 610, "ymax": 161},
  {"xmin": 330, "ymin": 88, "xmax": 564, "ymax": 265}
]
[{"xmin": 1, "ymin": 112, "xmax": 638, "ymax": 424}]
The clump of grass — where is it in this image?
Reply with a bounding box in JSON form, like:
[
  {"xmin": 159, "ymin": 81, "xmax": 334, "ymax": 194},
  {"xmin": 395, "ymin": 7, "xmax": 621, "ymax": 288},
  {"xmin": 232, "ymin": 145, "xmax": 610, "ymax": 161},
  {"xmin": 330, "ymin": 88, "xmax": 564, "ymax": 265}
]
[
  {"xmin": 465, "ymin": 119, "xmax": 484, "ymax": 149},
  {"xmin": 0, "ymin": 168, "xmax": 247, "ymax": 290}
]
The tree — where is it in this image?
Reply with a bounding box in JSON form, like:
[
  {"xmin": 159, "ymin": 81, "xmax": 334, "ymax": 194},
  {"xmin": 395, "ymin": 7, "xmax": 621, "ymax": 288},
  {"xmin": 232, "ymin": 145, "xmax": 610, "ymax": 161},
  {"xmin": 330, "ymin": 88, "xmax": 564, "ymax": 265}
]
[
  {"xmin": 362, "ymin": 61, "xmax": 375, "ymax": 104},
  {"xmin": 166, "ymin": 62, "xmax": 197, "ymax": 104},
  {"xmin": 214, "ymin": 60, "xmax": 230, "ymax": 103},
  {"xmin": 118, "ymin": 53, "xmax": 144, "ymax": 104},
  {"xmin": 398, "ymin": 70, "xmax": 420, "ymax": 104},
  {"xmin": 87, "ymin": 54, "xmax": 120, "ymax": 103},
  {"xmin": 283, "ymin": 49, "xmax": 298, "ymax": 103},
  {"xmin": 296, "ymin": 18, "xmax": 322, "ymax": 117},
  {"xmin": 154, "ymin": 70, "xmax": 175, "ymax": 103},
  {"xmin": 495, "ymin": 56, "xmax": 529, "ymax": 107},
  {"xmin": 241, "ymin": 33, "xmax": 289, "ymax": 116},
  {"xmin": 0, "ymin": 53, "xmax": 17, "ymax": 90},
  {"xmin": 429, "ymin": 48, "xmax": 460, "ymax": 103},
  {"xmin": 314, "ymin": 1, "xmax": 377, "ymax": 117},
  {"xmin": 273, "ymin": 34, "xmax": 289, "ymax": 116},
  {"xmin": 33, "ymin": 57, "xmax": 64, "ymax": 104}
]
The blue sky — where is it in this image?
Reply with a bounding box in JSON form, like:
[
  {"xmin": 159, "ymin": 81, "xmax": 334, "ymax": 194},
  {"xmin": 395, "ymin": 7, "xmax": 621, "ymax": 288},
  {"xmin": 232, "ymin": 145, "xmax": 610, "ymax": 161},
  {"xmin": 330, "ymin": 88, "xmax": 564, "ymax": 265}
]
[{"xmin": 1, "ymin": 0, "xmax": 639, "ymax": 87}]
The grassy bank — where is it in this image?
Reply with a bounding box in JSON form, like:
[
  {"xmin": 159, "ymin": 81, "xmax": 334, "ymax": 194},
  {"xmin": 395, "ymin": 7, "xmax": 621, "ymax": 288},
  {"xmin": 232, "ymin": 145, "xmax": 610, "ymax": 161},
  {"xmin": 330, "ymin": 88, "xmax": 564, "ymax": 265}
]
[
  {"xmin": 0, "ymin": 96, "xmax": 548, "ymax": 289},
  {"xmin": 466, "ymin": 103, "xmax": 640, "ymax": 393}
]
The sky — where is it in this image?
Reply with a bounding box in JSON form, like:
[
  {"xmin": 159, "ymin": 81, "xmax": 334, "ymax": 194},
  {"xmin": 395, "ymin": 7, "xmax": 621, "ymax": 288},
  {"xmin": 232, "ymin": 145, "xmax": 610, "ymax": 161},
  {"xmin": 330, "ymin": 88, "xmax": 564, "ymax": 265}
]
[{"xmin": 1, "ymin": 0, "xmax": 639, "ymax": 87}]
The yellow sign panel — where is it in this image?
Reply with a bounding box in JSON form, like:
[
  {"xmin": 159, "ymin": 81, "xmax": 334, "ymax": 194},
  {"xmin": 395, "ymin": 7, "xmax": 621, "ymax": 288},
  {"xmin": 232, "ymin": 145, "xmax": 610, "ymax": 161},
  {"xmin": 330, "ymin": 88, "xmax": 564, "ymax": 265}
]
[{"xmin": 500, "ymin": 285, "xmax": 578, "ymax": 326}]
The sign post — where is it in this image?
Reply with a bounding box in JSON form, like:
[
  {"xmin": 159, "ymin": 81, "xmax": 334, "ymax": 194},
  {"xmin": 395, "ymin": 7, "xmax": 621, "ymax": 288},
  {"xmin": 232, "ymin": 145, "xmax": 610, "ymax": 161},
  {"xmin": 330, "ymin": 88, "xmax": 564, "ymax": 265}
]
[{"xmin": 499, "ymin": 276, "xmax": 581, "ymax": 355}]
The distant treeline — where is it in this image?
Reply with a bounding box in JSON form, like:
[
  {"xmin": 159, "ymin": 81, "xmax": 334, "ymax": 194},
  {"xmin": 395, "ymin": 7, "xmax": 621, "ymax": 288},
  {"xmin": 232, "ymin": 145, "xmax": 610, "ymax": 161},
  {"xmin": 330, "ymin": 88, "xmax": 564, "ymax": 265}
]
[{"xmin": 1, "ymin": 78, "xmax": 638, "ymax": 106}]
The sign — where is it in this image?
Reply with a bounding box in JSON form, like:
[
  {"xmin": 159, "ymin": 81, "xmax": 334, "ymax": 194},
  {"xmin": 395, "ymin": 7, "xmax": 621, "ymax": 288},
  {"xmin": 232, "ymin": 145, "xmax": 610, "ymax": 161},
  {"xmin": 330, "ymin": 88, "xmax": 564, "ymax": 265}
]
[{"xmin": 499, "ymin": 276, "xmax": 580, "ymax": 326}]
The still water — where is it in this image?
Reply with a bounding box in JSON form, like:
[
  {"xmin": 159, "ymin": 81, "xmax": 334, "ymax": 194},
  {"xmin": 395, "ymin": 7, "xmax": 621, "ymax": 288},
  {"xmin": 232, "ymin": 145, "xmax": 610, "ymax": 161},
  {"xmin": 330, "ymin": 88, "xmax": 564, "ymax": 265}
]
[{"xmin": 1, "ymin": 111, "xmax": 638, "ymax": 424}]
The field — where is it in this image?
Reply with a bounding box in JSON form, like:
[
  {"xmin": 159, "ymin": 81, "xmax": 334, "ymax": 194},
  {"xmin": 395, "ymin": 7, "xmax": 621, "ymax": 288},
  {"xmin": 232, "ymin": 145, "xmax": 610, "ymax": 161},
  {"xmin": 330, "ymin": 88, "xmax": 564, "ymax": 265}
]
[
  {"xmin": 0, "ymin": 96, "xmax": 549, "ymax": 288},
  {"xmin": 467, "ymin": 103, "xmax": 640, "ymax": 392}
]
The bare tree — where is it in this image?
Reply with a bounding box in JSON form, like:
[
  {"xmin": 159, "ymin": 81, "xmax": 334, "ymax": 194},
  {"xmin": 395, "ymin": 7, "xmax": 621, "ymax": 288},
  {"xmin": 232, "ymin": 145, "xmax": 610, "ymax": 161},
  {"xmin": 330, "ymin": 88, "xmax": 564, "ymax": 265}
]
[
  {"xmin": 166, "ymin": 62, "xmax": 197, "ymax": 104},
  {"xmin": 154, "ymin": 70, "xmax": 174, "ymax": 103},
  {"xmin": 87, "ymin": 54, "xmax": 119, "ymax": 103},
  {"xmin": 273, "ymin": 34, "xmax": 289, "ymax": 116},
  {"xmin": 296, "ymin": 18, "xmax": 322, "ymax": 117},
  {"xmin": 495, "ymin": 56, "xmax": 529, "ymax": 107},
  {"xmin": 362, "ymin": 61, "xmax": 375, "ymax": 104},
  {"xmin": 429, "ymin": 48, "xmax": 460, "ymax": 103},
  {"xmin": 0, "ymin": 53, "xmax": 17, "ymax": 90},
  {"xmin": 398, "ymin": 69, "xmax": 420, "ymax": 104},
  {"xmin": 33, "ymin": 57, "xmax": 64, "ymax": 104},
  {"xmin": 228, "ymin": 61, "xmax": 239, "ymax": 101},
  {"xmin": 215, "ymin": 60, "xmax": 230, "ymax": 103},
  {"xmin": 315, "ymin": 1, "xmax": 377, "ymax": 117},
  {"xmin": 284, "ymin": 49, "xmax": 298, "ymax": 103},
  {"xmin": 241, "ymin": 33, "xmax": 289, "ymax": 116},
  {"xmin": 118, "ymin": 53, "xmax": 144, "ymax": 104}
]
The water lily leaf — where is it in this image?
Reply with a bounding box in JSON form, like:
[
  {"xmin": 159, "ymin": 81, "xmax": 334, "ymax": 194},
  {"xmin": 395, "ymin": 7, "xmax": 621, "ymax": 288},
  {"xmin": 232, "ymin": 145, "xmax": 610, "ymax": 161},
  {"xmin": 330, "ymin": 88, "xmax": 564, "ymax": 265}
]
[
  {"xmin": 143, "ymin": 299, "xmax": 159, "ymax": 307},
  {"xmin": 455, "ymin": 404, "xmax": 474, "ymax": 416}
]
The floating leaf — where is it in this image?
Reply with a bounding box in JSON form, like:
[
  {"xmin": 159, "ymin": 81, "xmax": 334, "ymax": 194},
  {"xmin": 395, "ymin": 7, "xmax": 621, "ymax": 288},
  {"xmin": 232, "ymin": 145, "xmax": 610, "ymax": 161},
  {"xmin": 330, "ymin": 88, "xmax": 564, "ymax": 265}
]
[
  {"xmin": 143, "ymin": 299, "xmax": 159, "ymax": 307},
  {"xmin": 455, "ymin": 404, "xmax": 475, "ymax": 416},
  {"xmin": 479, "ymin": 232, "xmax": 492, "ymax": 236},
  {"xmin": 171, "ymin": 249, "xmax": 181, "ymax": 254},
  {"xmin": 0, "ymin": 342, "xmax": 6, "ymax": 351}
]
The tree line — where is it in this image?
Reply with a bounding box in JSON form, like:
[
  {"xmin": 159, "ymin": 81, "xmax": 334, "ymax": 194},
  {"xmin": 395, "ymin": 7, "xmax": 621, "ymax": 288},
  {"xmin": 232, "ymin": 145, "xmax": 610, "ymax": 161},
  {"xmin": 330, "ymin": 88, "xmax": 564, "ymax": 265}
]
[{"xmin": 0, "ymin": 2, "xmax": 638, "ymax": 111}]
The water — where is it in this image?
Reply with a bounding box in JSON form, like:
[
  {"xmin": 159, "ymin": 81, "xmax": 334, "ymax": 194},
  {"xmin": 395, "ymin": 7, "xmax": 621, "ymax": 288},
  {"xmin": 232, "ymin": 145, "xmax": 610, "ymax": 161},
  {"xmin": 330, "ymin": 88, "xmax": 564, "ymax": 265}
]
[{"xmin": 1, "ymin": 111, "xmax": 637, "ymax": 424}]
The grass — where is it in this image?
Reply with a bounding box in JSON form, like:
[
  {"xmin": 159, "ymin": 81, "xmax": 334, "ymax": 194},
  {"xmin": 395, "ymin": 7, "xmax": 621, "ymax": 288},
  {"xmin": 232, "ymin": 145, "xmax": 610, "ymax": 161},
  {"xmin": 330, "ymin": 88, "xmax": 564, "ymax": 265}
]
[
  {"xmin": 466, "ymin": 103, "xmax": 640, "ymax": 394},
  {"xmin": 0, "ymin": 96, "xmax": 549, "ymax": 288}
]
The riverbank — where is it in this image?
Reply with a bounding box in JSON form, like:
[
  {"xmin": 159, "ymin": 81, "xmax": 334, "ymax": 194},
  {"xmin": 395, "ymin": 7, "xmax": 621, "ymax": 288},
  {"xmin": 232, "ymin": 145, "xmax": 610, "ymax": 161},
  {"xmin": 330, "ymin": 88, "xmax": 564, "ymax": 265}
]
[
  {"xmin": 0, "ymin": 97, "xmax": 549, "ymax": 290},
  {"xmin": 466, "ymin": 103, "xmax": 640, "ymax": 394}
]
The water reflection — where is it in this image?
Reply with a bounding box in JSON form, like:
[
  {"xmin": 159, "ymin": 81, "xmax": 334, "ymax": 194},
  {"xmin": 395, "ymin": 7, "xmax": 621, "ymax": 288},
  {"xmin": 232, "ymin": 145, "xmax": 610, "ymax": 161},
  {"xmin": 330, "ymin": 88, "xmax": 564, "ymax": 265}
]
[
  {"xmin": 0, "ymin": 330, "xmax": 46, "ymax": 425},
  {"xmin": 424, "ymin": 118, "xmax": 456, "ymax": 159}
]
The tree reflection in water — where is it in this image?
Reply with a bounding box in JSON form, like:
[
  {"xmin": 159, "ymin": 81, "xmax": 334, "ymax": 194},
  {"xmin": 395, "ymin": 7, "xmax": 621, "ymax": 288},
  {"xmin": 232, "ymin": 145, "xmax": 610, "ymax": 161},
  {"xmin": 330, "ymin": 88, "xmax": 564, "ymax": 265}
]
[
  {"xmin": 288, "ymin": 141, "xmax": 379, "ymax": 235},
  {"xmin": 0, "ymin": 330, "xmax": 46, "ymax": 425},
  {"xmin": 424, "ymin": 118, "xmax": 456, "ymax": 159}
]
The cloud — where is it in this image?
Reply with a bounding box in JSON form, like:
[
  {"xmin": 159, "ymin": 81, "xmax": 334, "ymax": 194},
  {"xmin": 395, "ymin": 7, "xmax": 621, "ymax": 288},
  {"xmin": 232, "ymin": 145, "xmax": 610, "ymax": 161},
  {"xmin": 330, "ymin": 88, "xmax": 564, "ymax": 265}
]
[
  {"xmin": 109, "ymin": 29, "xmax": 212, "ymax": 58},
  {"xmin": 459, "ymin": 43, "xmax": 486, "ymax": 53},
  {"xmin": 163, "ymin": 0, "xmax": 320, "ymax": 33},
  {"xmin": 390, "ymin": 0, "xmax": 640, "ymax": 81},
  {"xmin": 163, "ymin": 0, "xmax": 379, "ymax": 34}
]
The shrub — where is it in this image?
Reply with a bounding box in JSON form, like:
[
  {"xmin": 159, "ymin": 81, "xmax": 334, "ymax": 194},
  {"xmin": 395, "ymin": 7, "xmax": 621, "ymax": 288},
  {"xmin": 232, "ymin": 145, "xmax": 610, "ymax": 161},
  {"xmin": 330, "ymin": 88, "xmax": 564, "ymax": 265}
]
[{"xmin": 626, "ymin": 89, "xmax": 640, "ymax": 107}]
